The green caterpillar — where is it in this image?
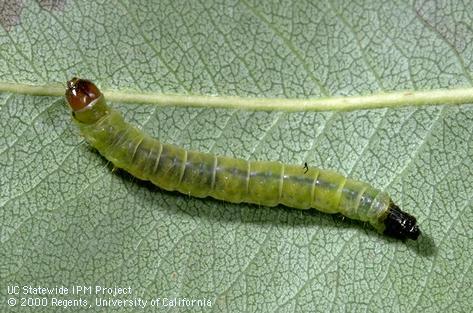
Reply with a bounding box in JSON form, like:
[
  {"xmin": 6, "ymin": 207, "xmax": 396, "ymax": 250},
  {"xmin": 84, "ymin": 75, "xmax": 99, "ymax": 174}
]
[{"xmin": 65, "ymin": 78, "xmax": 420, "ymax": 240}]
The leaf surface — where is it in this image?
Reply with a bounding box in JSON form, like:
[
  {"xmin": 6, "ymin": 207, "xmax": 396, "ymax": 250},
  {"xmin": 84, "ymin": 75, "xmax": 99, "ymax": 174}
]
[{"xmin": 1, "ymin": 1, "xmax": 472, "ymax": 312}]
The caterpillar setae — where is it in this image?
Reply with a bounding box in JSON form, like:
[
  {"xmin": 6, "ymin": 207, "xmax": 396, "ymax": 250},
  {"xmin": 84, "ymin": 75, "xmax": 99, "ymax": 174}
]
[{"xmin": 65, "ymin": 78, "xmax": 421, "ymax": 240}]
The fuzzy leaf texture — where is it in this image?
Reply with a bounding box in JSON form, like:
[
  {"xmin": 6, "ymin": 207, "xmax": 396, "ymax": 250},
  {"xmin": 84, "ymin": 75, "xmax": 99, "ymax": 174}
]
[{"xmin": 1, "ymin": 1, "xmax": 472, "ymax": 312}]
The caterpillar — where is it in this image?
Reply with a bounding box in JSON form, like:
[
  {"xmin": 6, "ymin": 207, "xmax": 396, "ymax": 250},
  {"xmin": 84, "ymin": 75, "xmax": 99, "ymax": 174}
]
[{"xmin": 65, "ymin": 78, "xmax": 421, "ymax": 240}]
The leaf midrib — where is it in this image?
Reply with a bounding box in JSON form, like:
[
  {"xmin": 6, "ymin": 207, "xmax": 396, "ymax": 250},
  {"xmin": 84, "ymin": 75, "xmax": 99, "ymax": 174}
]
[{"xmin": 1, "ymin": 81, "xmax": 473, "ymax": 112}]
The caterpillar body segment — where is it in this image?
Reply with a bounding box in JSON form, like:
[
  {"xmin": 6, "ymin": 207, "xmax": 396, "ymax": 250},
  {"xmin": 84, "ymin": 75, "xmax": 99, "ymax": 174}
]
[
  {"xmin": 66, "ymin": 78, "xmax": 421, "ymax": 240},
  {"xmin": 80, "ymin": 109, "xmax": 388, "ymax": 224}
]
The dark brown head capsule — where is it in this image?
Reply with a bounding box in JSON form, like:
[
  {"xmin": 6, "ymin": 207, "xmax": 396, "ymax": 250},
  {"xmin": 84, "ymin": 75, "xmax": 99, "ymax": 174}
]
[
  {"xmin": 65, "ymin": 77, "xmax": 102, "ymax": 111},
  {"xmin": 65, "ymin": 78, "xmax": 109, "ymax": 124},
  {"xmin": 383, "ymin": 202, "xmax": 421, "ymax": 240}
]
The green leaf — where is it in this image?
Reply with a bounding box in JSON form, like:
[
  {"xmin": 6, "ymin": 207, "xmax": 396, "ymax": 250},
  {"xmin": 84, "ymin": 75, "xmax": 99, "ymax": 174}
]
[{"xmin": 1, "ymin": 1, "xmax": 472, "ymax": 312}]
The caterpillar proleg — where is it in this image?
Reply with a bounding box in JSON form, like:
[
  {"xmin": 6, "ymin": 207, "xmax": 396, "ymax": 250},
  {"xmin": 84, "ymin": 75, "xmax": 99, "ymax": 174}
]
[{"xmin": 66, "ymin": 78, "xmax": 421, "ymax": 240}]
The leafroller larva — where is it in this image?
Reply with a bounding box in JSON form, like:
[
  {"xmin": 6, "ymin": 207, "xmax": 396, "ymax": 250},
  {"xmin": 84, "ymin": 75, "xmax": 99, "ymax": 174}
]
[{"xmin": 65, "ymin": 78, "xmax": 421, "ymax": 240}]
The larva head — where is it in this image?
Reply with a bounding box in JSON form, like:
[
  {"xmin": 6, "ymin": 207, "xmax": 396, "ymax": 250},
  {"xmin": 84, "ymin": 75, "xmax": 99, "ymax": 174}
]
[
  {"xmin": 383, "ymin": 203, "xmax": 420, "ymax": 240},
  {"xmin": 65, "ymin": 77, "xmax": 109, "ymax": 124}
]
